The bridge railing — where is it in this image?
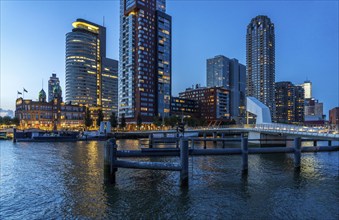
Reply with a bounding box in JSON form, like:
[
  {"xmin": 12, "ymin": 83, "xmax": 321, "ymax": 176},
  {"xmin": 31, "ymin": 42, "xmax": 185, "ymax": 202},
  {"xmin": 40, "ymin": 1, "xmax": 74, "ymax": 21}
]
[{"xmin": 252, "ymin": 123, "xmax": 339, "ymax": 138}]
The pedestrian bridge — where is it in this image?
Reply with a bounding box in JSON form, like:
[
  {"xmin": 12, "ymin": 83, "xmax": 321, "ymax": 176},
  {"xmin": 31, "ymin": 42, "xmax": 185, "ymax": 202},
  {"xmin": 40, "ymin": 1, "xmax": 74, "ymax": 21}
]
[
  {"xmin": 115, "ymin": 124, "xmax": 339, "ymax": 141},
  {"xmin": 246, "ymin": 123, "xmax": 339, "ymax": 140}
]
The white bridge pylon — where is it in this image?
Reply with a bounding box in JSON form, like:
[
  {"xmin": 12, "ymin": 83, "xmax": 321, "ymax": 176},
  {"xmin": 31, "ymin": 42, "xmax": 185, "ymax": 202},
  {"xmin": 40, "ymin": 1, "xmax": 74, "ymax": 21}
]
[{"xmin": 246, "ymin": 97, "xmax": 272, "ymax": 124}]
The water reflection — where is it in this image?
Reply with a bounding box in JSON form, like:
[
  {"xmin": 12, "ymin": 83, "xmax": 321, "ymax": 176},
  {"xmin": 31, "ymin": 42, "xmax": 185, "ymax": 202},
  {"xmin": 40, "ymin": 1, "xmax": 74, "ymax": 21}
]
[{"xmin": 0, "ymin": 140, "xmax": 338, "ymax": 219}]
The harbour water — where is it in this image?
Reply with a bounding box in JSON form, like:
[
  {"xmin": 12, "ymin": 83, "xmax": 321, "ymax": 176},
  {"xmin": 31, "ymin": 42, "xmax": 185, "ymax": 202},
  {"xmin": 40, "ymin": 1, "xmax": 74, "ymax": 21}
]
[{"xmin": 1, "ymin": 140, "xmax": 338, "ymax": 219}]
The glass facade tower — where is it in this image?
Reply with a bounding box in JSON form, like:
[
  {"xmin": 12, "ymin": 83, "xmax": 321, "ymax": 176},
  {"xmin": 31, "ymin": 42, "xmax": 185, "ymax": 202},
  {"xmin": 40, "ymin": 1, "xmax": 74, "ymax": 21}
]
[
  {"xmin": 206, "ymin": 55, "xmax": 246, "ymax": 122},
  {"xmin": 246, "ymin": 15, "xmax": 275, "ymax": 120},
  {"xmin": 119, "ymin": 0, "xmax": 172, "ymax": 124},
  {"xmin": 65, "ymin": 19, "xmax": 118, "ymax": 120},
  {"xmin": 207, "ymin": 55, "xmax": 230, "ymax": 89}
]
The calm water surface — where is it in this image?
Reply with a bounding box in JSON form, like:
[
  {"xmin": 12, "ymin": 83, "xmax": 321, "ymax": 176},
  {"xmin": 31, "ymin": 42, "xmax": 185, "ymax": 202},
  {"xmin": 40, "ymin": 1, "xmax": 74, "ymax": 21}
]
[{"xmin": 1, "ymin": 140, "xmax": 338, "ymax": 219}]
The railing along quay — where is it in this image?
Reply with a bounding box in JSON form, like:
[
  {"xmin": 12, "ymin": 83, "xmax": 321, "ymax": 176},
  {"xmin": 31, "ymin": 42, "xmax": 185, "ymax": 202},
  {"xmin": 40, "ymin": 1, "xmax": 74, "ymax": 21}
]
[{"xmin": 104, "ymin": 137, "xmax": 339, "ymax": 187}]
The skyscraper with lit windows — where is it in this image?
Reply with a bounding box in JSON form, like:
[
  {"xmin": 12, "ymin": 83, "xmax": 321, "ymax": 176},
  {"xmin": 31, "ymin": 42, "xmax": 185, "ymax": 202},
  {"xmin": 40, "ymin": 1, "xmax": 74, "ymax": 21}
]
[
  {"xmin": 246, "ymin": 15, "xmax": 275, "ymax": 120},
  {"xmin": 65, "ymin": 19, "xmax": 118, "ymax": 120},
  {"xmin": 275, "ymin": 81, "xmax": 304, "ymax": 124},
  {"xmin": 119, "ymin": 0, "xmax": 172, "ymax": 124}
]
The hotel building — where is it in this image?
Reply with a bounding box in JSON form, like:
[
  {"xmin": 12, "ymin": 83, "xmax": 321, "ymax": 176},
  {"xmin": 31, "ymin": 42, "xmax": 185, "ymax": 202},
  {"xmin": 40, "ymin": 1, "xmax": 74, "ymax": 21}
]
[{"xmin": 15, "ymin": 89, "xmax": 85, "ymax": 130}]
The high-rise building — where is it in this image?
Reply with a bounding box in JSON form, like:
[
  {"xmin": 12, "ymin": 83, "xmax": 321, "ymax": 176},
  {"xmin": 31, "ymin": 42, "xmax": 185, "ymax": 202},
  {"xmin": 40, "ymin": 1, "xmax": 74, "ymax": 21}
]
[
  {"xmin": 246, "ymin": 15, "xmax": 275, "ymax": 119},
  {"xmin": 275, "ymin": 82, "xmax": 294, "ymax": 124},
  {"xmin": 207, "ymin": 55, "xmax": 230, "ymax": 89},
  {"xmin": 48, "ymin": 73, "xmax": 61, "ymax": 102},
  {"xmin": 300, "ymin": 80, "xmax": 312, "ymax": 99},
  {"xmin": 294, "ymin": 85, "xmax": 305, "ymax": 123},
  {"xmin": 206, "ymin": 55, "xmax": 246, "ymax": 123},
  {"xmin": 229, "ymin": 58, "xmax": 246, "ymax": 123},
  {"xmin": 65, "ymin": 19, "xmax": 118, "ymax": 120},
  {"xmin": 101, "ymin": 58, "xmax": 119, "ymax": 120},
  {"xmin": 275, "ymin": 81, "xmax": 304, "ymax": 124},
  {"xmin": 119, "ymin": 0, "xmax": 172, "ymax": 124}
]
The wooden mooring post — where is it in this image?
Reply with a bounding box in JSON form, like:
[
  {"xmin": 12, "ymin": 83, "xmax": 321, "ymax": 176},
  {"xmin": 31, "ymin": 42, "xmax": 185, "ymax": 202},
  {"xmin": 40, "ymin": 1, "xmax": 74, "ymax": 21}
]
[
  {"xmin": 180, "ymin": 138, "xmax": 189, "ymax": 187},
  {"xmin": 294, "ymin": 137, "xmax": 301, "ymax": 169},
  {"xmin": 176, "ymin": 132, "xmax": 179, "ymax": 148},
  {"xmin": 104, "ymin": 138, "xmax": 117, "ymax": 184},
  {"xmin": 149, "ymin": 134, "xmax": 153, "ymax": 148},
  {"xmin": 213, "ymin": 132, "xmax": 217, "ymax": 144},
  {"xmin": 105, "ymin": 138, "xmax": 189, "ymax": 187},
  {"xmin": 13, "ymin": 128, "xmax": 17, "ymax": 143},
  {"xmin": 241, "ymin": 137, "xmax": 248, "ymax": 172}
]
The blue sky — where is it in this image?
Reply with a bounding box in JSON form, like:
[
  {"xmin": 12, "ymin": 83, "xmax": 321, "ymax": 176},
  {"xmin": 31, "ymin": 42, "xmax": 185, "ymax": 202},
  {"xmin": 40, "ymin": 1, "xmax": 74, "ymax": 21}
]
[{"xmin": 1, "ymin": 0, "xmax": 338, "ymax": 116}]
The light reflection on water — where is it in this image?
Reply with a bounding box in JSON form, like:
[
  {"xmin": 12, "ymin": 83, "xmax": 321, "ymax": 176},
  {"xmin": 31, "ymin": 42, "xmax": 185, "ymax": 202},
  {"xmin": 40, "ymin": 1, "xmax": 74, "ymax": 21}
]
[{"xmin": 0, "ymin": 140, "xmax": 338, "ymax": 219}]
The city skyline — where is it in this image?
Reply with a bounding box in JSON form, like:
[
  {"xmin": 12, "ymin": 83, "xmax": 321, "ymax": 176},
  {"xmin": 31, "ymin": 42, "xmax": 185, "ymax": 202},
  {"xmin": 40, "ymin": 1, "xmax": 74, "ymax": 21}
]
[{"xmin": 1, "ymin": 1, "xmax": 338, "ymax": 116}]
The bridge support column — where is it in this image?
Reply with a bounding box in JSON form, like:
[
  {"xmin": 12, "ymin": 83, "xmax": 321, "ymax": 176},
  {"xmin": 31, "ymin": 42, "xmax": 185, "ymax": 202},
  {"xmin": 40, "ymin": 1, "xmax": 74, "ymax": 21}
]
[
  {"xmin": 241, "ymin": 137, "xmax": 248, "ymax": 172},
  {"xmin": 328, "ymin": 140, "xmax": 332, "ymax": 146},
  {"xmin": 203, "ymin": 133, "xmax": 207, "ymax": 149},
  {"xmin": 104, "ymin": 138, "xmax": 117, "ymax": 184},
  {"xmin": 294, "ymin": 137, "xmax": 301, "ymax": 169},
  {"xmin": 313, "ymin": 140, "xmax": 317, "ymax": 147},
  {"xmin": 222, "ymin": 133, "xmax": 225, "ymax": 148},
  {"xmin": 180, "ymin": 138, "xmax": 189, "ymax": 187}
]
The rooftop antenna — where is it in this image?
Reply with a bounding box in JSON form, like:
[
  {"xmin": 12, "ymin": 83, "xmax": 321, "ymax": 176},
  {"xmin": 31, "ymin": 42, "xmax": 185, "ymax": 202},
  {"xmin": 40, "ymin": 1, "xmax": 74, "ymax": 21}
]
[
  {"xmin": 103, "ymin": 16, "xmax": 105, "ymax": 27},
  {"xmin": 42, "ymin": 79, "xmax": 43, "ymax": 89}
]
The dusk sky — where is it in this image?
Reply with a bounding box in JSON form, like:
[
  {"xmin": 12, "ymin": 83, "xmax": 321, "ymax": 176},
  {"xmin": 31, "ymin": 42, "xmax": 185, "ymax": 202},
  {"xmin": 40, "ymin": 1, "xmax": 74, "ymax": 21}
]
[{"xmin": 1, "ymin": 1, "xmax": 338, "ymax": 116}]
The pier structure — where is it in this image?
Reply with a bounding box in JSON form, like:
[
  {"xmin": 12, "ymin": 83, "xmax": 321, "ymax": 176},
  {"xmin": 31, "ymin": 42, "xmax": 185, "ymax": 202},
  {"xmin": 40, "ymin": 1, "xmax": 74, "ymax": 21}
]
[{"xmin": 104, "ymin": 137, "xmax": 338, "ymax": 187}]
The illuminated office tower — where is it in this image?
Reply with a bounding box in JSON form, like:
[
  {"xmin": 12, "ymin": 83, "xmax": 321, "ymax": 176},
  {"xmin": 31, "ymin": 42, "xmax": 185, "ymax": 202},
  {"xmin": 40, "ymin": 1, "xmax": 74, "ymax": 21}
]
[
  {"xmin": 119, "ymin": 0, "xmax": 172, "ymax": 124},
  {"xmin": 246, "ymin": 15, "xmax": 275, "ymax": 119},
  {"xmin": 65, "ymin": 19, "xmax": 118, "ymax": 120},
  {"xmin": 300, "ymin": 80, "xmax": 312, "ymax": 99}
]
